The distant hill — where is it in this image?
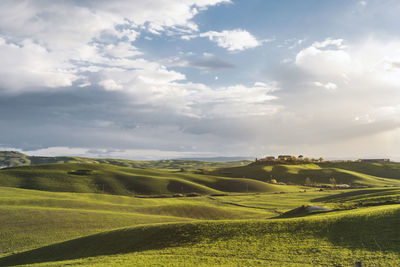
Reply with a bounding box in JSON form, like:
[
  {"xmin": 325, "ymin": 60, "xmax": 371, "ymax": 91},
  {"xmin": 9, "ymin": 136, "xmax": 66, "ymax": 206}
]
[
  {"xmin": 176, "ymin": 156, "xmax": 253, "ymax": 162},
  {"xmin": 4, "ymin": 151, "xmax": 400, "ymax": 188},
  {"xmin": 0, "ymin": 163, "xmax": 297, "ymax": 195},
  {"xmin": 0, "ymin": 151, "xmax": 30, "ymax": 168},
  {"xmin": 0, "ymin": 151, "xmax": 251, "ymax": 170},
  {"xmin": 209, "ymin": 161, "xmax": 400, "ymax": 187}
]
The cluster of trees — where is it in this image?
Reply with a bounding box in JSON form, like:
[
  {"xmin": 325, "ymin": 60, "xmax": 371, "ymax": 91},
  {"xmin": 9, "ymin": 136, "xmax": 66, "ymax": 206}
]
[
  {"xmin": 288, "ymin": 155, "xmax": 324, "ymax": 163},
  {"xmin": 301, "ymin": 157, "xmax": 324, "ymax": 163},
  {"xmin": 304, "ymin": 177, "xmax": 337, "ymax": 187},
  {"xmin": 256, "ymin": 155, "xmax": 325, "ymax": 163}
]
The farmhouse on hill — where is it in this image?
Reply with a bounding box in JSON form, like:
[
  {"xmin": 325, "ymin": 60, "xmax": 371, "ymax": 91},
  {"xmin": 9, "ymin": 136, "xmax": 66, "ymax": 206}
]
[
  {"xmin": 258, "ymin": 156, "xmax": 275, "ymax": 162},
  {"xmin": 278, "ymin": 155, "xmax": 292, "ymax": 161},
  {"xmin": 255, "ymin": 155, "xmax": 322, "ymax": 163}
]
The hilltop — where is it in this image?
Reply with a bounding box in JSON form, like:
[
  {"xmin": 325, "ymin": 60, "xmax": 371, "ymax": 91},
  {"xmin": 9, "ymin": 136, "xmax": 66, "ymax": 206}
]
[
  {"xmin": 209, "ymin": 161, "xmax": 400, "ymax": 187},
  {"xmin": 0, "ymin": 151, "xmax": 251, "ymax": 170},
  {"xmin": 0, "ymin": 151, "xmax": 30, "ymax": 168}
]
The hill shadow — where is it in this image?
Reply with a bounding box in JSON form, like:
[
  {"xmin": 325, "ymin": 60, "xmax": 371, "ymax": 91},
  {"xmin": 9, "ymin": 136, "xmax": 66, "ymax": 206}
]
[
  {"xmin": 312, "ymin": 206, "xmax": 400, "ymax": 253},
  {"xmin": 1, "ymin": 207, "xmax": 400, "ymax": 266},
  {"xmin": 311, "ymin": 188, "xmax": 396, "ymax": 203},
  {"xmin": 0, "ymin": 223, "xmax": 207, "ymax": 266}
]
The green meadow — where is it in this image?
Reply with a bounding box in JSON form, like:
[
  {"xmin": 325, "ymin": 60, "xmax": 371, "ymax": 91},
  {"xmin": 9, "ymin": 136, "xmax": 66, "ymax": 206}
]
[
  {"xmin": 210, "ymin": 161, "xmax": 400, "ymax": 187},
  {"xmin": 0, "ymin": 151, "xmax": 251, "ymax": 169},
  {"xmin": 0, "ymin": 163, "xmax": 301, "ymax": 196},
  {"xmin": 1, "ymin": 158, "xmax": 400, "ymax": 266}
]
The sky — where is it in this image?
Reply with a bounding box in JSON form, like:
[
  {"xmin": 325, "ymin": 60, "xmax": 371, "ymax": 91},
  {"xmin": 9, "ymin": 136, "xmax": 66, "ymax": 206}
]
[{"xmin": 0, "ymin": 0, "xmax": 400, "ymax": 160}]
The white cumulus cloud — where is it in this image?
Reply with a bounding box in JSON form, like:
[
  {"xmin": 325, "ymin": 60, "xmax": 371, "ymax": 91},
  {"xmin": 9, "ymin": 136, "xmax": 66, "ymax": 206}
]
[
  {"xmin": 314, "ymin": 82, "xmax": 338, "ymax": 91},
  {"xmin": 295, "ymin": 37, "xmax": 400, "ymax": 87},
  {"xmin": 182, "ymin": 29, "xmax": 265, "ymax": 51},
  {"xmin": 0, "ymin": 38, "xmax": 78, "ymax": 92},
  {"xmin": 0, "ymin": 0, "xmax": 231, "ymax": 93},
  {"xmin": 295, "ymin": 38, "xmax": 351, "ymax": 76},
  {"xmin": 98, "ymin": 79, "xmax": 123, "ymax": 91}
]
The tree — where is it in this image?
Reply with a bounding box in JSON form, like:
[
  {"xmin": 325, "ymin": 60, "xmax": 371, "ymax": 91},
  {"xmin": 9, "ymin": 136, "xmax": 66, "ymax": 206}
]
[
  {"xmin": 305, "ymin": 177, "xmax": 312, "ymax": 186},
  {"xmin": 318, "ymin": 157, "xmax": 324, "ymax": 162}
]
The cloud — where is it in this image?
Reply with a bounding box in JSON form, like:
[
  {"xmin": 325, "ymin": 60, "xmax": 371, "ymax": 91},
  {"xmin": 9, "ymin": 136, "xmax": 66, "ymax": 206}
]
[
  {"xmin": 190, "ymin": 82, "xmax": 280, "ymax": 118},
  {"xmin": 0, "ymin": 0, "xmax": 230, "ymax": 93},
  {"xmin": 202, "ymin": 82, "xmax": 278, "ymax": 117},
  {"xmin": 98, "ymin": 79, "xmax": 123, "ymax": 91},
  {"xmin": 5, "ymin": 146, "xmax": 219, "ymax": 160},
  {"xmin": 183, "ymin": 29, "xmax": 267, "ymax": 52},
  {"xmin": 103, "ymin": 42, "xmax": 142, "ymax": 58},
  {"xmin": 2, "ymin": 2, "xmax": 400, "ymax": 161},
  {"xmin": 295, "ymin": 38, "xmax": 351, "ymax": 76},
  {"xmin": 0, "ymin": 38, "xmax": 78, "ymax": 92},
  {"xmin": 281, "ymin": 38, "xmax": 306, "ymax": 50},
  {"xmin": 295, "ymin": 37, "xmax": 400, "ymax": 87},
  {"xmin": 0, "ymin": 0, "xmax": 231, "ymax": 47},
  {"xmin": 188, "ymin": 53, "xmax": 235, "ymax": 69},
  {"xmin": 313, "ymin": 82, "xmax": 338, "ymax": 91},
  {"xmin": 359, "ymin": 1, "xmax": 367, "ymax": 7},
  {"xmin": 0, "ymin": 81, "xmax": 281, "ymax": 160},
  {"xmin": 311, "ymin": 38, "xmax": 346, "ymax": 49},
  {"xmin": 164, "ymin": 52, "xmax": 235, "ymax": 70},
  {"xmin": 268, "ymin": 37, "xmax": 400, "ymax": 153}
]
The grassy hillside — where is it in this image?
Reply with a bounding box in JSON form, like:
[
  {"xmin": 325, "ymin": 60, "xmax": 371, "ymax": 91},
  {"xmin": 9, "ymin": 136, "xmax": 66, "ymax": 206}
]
[
  {"xmin": 1, "ymin": 203, "xmax": 400, "ymax": 266},
  {"xmin": 1, "ymin": 159, "xmax": 400, "ymax": 266},
  {"xmin": 0, "ymin": 151, "xmax": 30, "ymax": 168},
  {"xmin": 210, "ymin": 162, "xmax": 400, "ymax": 187},
  {"xmin": 0, "ymin": 151, "xmax": 251, "ymax": 170},
  {"xmin": 320, "ymin": 161, "xmax": 400, "ymax": 179},
  {"xmin": 0, "ymin": 186, "xmax": 279, "ymax": 256},
  {"xmin": 0, "ymin": 186, "xmax": 346, "ymax": 257},
  {"xmin": 0, "ymin": 163, "xmax": 299, "ymax": 196},
  {"xmin": 312, "ymin": 187, "xmax": 400, "ymax": 205}
]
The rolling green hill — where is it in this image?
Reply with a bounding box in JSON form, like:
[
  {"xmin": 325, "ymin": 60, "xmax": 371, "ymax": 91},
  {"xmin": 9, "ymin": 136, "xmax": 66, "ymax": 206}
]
[
  {"xmin": 0, "ymin": 151, "xmax": 251, "ymax": 170},
  {"xmin": 320, "ymin": 161, "xmax": 400, "ymax": 179},
  {"xmin": 0, "ymin": 163, "xmax": 297, "ymax": 195},
  {"xmin": 0, "ymin": 151, "xmax": 30, "ymax": 168},
  {"xmin": 312, "ymin": 187, "xmax": 400, "ymax": 205},
  {"xmin": 209, "ymin": 162, "xmax": 400, "ymax": 187},
  {"xmin": 0, "ymin": 186, "xmax": 279, "ymax": 256},
  {"xmin": 2, "ymin": 158, "xmax": 400, "ymax": 266},
  {"xmin": 1, "ymin": 202, "xmax": 399, "ymax": 266}
]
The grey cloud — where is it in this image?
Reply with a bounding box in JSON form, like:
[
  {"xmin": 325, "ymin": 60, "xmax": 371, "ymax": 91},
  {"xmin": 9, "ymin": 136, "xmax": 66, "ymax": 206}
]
[
  {"xmin": 2, "ymin": 1, "xmax": 400, "ymax": 161},
  {"xmin": 0, "ymin": 87, "xmax": 245, "ymax": 153},
  {"xmin": 390, "ymin": 61, "xmax": 400, "ymax": 69},
  {"xmin": 1, "ymin": 82, "xmax": 400, "ymax": 160},
  {"xmin": 188, "ymin": 57, "xmax": 235, "ymax": 70}
]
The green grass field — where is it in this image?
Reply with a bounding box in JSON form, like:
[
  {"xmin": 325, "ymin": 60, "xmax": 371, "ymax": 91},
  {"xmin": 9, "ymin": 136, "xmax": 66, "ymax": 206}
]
[
  {"xmin": 0, "ymin": 163, "xmax": 299, "ymax": 195},
  {"xmin": 1, "ymin": 191, "xmax": 399, "ymax": 266},
  {"xmin": 210, "ymin": 162, "xmax": 400, "ymax": 187},
  {"xmin": 0, "ymin": 151, "xmax": 251, "ymax": 169},
  {"xmin": 1, "ymin": 161, "xmax": 400, "ymax": 266}
]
